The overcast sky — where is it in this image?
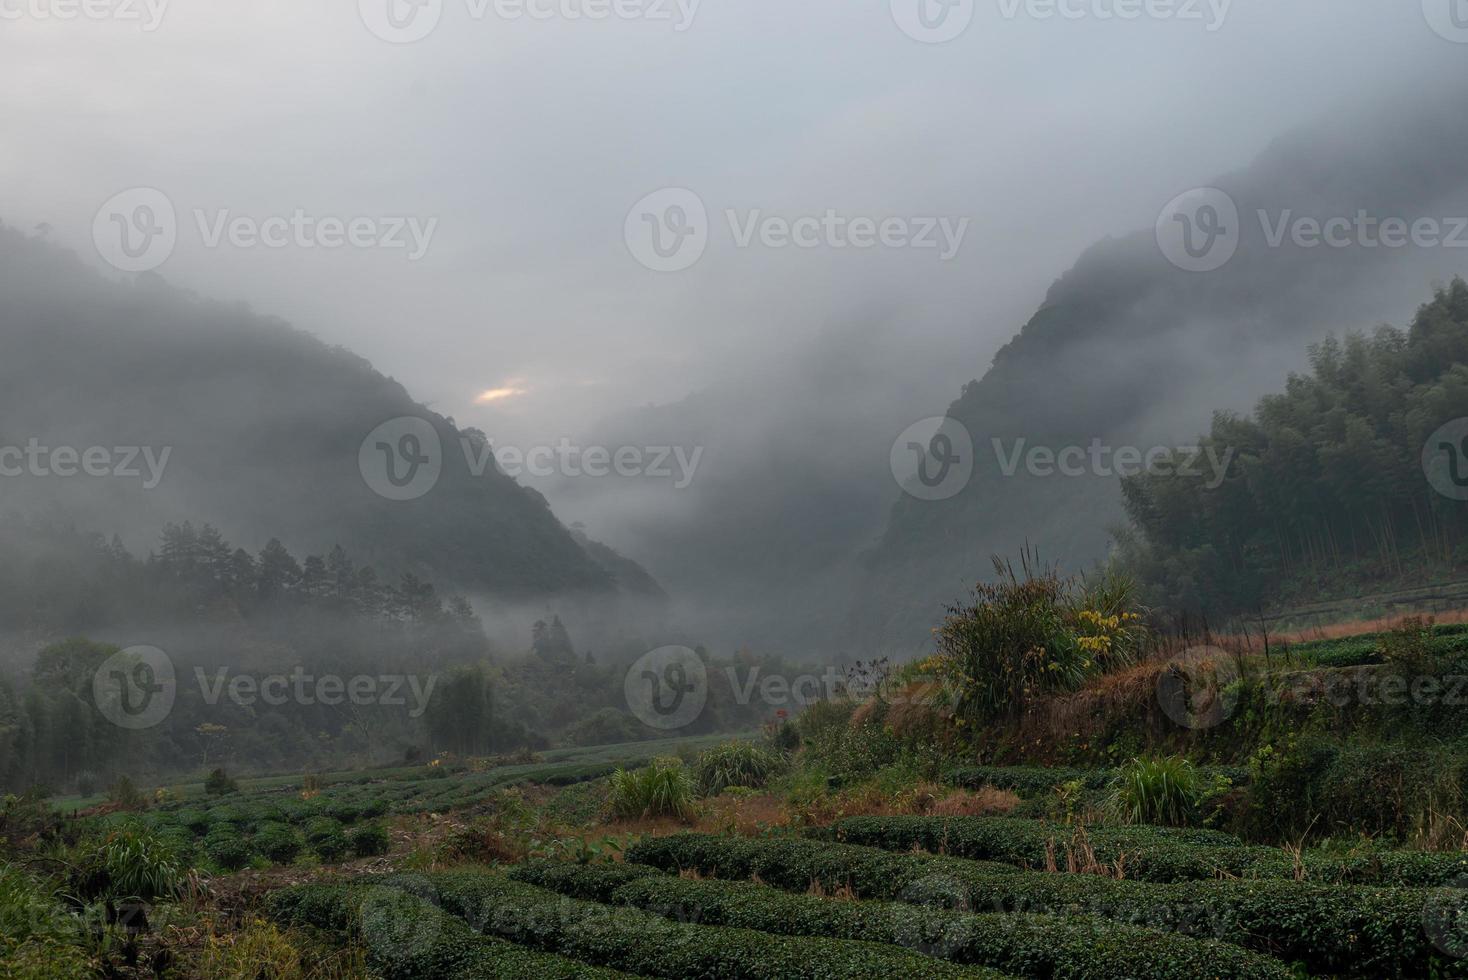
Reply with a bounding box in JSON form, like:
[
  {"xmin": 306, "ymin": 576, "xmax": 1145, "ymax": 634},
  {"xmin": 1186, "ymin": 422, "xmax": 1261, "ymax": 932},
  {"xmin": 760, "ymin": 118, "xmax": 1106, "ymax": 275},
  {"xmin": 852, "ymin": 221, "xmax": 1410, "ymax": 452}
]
[{"xmin": 3, "ymin": 0, "xmax": 1464, "ymax": 457}]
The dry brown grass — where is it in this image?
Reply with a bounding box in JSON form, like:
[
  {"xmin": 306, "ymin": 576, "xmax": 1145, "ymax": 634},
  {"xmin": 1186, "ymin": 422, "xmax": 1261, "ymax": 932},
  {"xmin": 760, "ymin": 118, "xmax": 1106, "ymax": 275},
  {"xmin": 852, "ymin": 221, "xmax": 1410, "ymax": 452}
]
[{"xmin": 929, "ymin": 786, "xmax": 1020, "ymax": 817}]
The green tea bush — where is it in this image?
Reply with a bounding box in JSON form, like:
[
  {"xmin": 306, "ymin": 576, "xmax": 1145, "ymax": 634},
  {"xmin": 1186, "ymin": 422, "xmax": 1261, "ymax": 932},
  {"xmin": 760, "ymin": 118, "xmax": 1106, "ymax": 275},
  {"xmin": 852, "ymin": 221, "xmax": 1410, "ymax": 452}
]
[
  {"xmin": 254, "ymin": 826, "xmax": 303, "ymax": 864},
  {"xmin": 606, "ymin": 759, "xmax": 696, "ymax": 821},
  {"xmin": 310, "ymin": 831, "xmax": 349, "ymax": 863},
  {"xmin": 265, "ymin": 883, "xmax": 629, "ymax": 978},
  {"xmin": 204, "ymin": 835, "xmax": 256, "ymax": 871},
  {"xmin": 348, "ymin": 823, "xmax": 391, "ymax": 857},
  {"xmin": 512, "ymin": 860, "xmax": 1292, "ymax": 980},
  {"xmin": 694, "ymin": 742, "xmax": 781, "ymax": 795},
  {"xmin": 828, "ymin": 815, "xmax": 1468, "ymax": 885},
  {"xmin": 626, "ymin": 833, "xmax": 1450, "ymax": 977},
  {"xmin": 390, "ymin": 871, "xmax": 1007, "ymax": 979}
]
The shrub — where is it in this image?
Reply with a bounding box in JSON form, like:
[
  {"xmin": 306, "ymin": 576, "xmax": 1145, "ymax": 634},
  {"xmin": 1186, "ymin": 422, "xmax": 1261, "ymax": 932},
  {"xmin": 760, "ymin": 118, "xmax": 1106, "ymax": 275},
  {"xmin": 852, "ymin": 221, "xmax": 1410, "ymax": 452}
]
[
  {"xmin": 627, "ymin": 832, "xmax": 1451, "ymax": 977},
  {"xmin": 254, "ymin": 827, "xmax": 304, "ymax": 864},
  {"xmin": 512, "ymin": 860, "xmax": 1291, "ymax": 980},
  {"xmin": 205, "ymin": 768, "xmax": 239, "ymax": 797},
  {"xmin": 607, "ymin": 759, "xmax": 696, "ymax": 821},
  {"xmin": 107, "ymin": 775, "xmax": 146, "ymax": 810},
  {"xmin": 348, "ymin": 823, "xmax": 391, "ymax": 858},
  {"xmin": 694, "ymin": 742, "xmax": 780, "ymax": 795},
  {"xmin": 387, "ymin": 872, "xmax": 1007, "ymax": 979},
  {"xmin": 934, "ymin": 556, "xmax": 1144, "ymax": 724},
  {"xmin": 1108, "ymin": 756, "xmax": 1204, "ymax": 826},
  {"xmin": 205, "ymin": 835, "xmax": 256, "ymax": 872},
  {"xmin": 310, "ymin": 832, "xmax": 349, "ymax": 863}
]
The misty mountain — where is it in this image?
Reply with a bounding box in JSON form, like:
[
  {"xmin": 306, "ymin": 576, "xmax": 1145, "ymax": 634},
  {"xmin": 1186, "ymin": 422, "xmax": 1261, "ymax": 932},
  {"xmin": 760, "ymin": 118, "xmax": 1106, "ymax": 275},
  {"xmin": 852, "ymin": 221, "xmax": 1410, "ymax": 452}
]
[
  {"xmin": 0, "ymin": 227, "xmax": 659, "ymax": 607},
  {"xmin": 850, "ymin": 94, "xmax": 1468, "ymax": 653}
]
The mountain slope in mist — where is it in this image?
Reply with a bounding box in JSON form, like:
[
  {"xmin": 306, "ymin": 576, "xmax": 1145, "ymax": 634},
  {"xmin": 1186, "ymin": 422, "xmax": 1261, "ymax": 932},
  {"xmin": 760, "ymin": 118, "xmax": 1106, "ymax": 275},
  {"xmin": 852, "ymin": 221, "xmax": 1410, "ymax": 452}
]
[
  {"xmin": 0, "ymin": 227, "xmax": 658, "ymax": 602},
  {"xmin": 851, "ymin": 95, "xmax": 1468, "ymax": 653}
]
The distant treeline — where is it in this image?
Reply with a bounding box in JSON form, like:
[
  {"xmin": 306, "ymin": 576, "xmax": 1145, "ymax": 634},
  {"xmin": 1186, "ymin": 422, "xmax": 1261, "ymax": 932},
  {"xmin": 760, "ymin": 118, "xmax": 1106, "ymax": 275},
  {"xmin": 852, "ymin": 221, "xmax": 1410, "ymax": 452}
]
[
  {"xmin": 0, "ymin": 521, "xmax": 813, "ymax": 792},
  {"xmin": 1118, "ymin": 279, "xmax": 1468, "ymax": 616}
]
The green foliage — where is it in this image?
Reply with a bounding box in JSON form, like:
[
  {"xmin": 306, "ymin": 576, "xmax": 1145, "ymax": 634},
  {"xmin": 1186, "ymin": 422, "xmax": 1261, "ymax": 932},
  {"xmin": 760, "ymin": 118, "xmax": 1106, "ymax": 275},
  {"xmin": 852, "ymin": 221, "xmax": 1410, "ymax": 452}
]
[
  {"xmin": 73, "ymin": 829, "xmax": 188, "ymax": 901},
  {"xmin": 935, "ymin": 555, "xmax": 1145, "ymax": 724},
  {"xmin": 627, "ymin": 832, "xmax": 1450, "ymax": 977},
  {"xmin": 1108, "ymin": 756, "xmax": 1204, "ymax": 826},
  {"xmin": 606, "ymin": 759, "xmax": 696, "ymax": 821},
  {"xmin": 204, "ymin": 834, "xmax": 256, "ymax": 871},
  {"xmin": 255, "ymin": 826, "xmax": 304, "ymax": 864},
  {"xmin": 266, "ymin": 882, "xmax": 629, "ymax": 978},
  {"xmin": 383, "ymin": 871, "xmax": 1006, "ymax": 979},
  {"xmin": 694, "ymin": 742, "xmax": 781, "ymax": 795},
  {"xmin": 347, "ymin": 823, "xmax": 390, "ymax": 857},
  {"xmin": 204, "ymin": 768, "xmax": 239, "ymax": 797},
  {"xmin": 827, "ymin": 815, "xmax": 1468, "ymax": 886},
  {"xmin": 1119, "ymin": 279, "xmax": 1468, "ymax": 616},
  {"xmin": 512, "ymin": 860, "xmax": 1291, "ymax": 980}
]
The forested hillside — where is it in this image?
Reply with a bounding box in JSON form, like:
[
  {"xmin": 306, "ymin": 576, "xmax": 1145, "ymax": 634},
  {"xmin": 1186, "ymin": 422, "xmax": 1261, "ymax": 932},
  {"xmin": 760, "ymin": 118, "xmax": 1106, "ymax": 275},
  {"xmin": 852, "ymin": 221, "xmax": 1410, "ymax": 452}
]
[
  {"xmin": 0, "ymin": 226, "xmax": 654, "ymax": 601},
  {"xmin": 1119, "ymin": 279, "xmax": 1468, "ymax": 616}
]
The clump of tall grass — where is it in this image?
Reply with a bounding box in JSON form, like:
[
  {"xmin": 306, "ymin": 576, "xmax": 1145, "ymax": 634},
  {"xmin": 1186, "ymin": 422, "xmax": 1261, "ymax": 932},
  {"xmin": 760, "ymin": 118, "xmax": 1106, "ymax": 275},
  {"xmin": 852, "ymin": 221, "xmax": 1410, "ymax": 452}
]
[
  {"xmin": 1108, "ymin": 756, "xmax": 1202, "ymax": 826},
  {"xmin": 71, "ymin": 829, "xmax": 191, "ymax": 902},
  {"xmin": 695, "ymin": 742, "xmax": 781, "ymax": 796},
  {"xmin": 608, "ymin": 759, "xmax": 697, "ymax": 821}
]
